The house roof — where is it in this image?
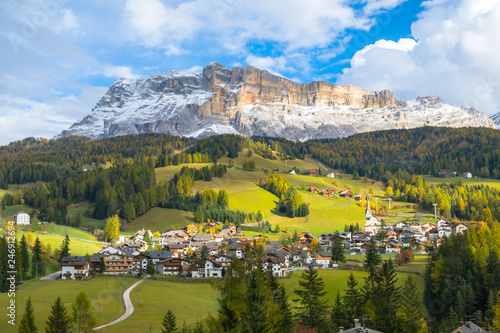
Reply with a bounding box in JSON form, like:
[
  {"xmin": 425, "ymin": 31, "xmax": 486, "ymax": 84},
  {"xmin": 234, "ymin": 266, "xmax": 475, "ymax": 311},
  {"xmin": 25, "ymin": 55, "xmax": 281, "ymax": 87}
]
[
  {"xmin": 60, "ymin": 256, "xmax": 88, "ymax": 266},
  {"xmin": 451, "ymin": 321, "xmax": 488, "ymax": 333},
  {"xmin": 149, "ymin": 251, "xmax": 173, "ymax": 259}
]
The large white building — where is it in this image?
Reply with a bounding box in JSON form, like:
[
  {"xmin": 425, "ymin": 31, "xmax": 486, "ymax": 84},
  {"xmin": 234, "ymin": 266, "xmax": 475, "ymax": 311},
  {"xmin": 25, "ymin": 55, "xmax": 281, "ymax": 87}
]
[{"xmin": 14, "ymin": 211, "xmax": 30, "ymax": 225}]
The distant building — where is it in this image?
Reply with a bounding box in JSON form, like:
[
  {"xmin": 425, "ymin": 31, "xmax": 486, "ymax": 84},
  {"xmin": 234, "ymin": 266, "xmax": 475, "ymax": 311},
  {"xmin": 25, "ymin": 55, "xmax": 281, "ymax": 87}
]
[
  {"xmin": 451, "ymin": 321, "xmax": 488, "ymax": 333},
  {"xmin": 462, "ymin": 172, "xmax": 472, "ymax": 178},
  {"xmin": 61, "ymin": 256, "xmax": 90, "ymax": 280},
  {"xmin": 326, "ymin": 172, "xmax": 335, "ymax": 178},
  {"xmin": 364, "ymin": 195, "xmax": 381, "ymax": 235},
  {"xmin": 14, "ymin": 211, "xmax": 30, "ymax": 225}
]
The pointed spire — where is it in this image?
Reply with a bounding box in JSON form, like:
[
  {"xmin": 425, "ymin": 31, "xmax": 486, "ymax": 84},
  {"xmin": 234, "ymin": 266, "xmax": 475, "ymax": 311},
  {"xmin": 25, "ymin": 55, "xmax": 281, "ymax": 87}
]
[{"xmin": 365, "ymin": 194, "xmax": 372, "ymax": 219}]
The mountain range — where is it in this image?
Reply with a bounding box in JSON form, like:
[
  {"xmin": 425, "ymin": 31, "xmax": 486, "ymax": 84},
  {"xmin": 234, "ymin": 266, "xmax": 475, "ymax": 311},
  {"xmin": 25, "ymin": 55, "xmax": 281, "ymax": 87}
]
[{"xmin": 60, "ymin": 62, "xmax": 498, "ymax": 141}]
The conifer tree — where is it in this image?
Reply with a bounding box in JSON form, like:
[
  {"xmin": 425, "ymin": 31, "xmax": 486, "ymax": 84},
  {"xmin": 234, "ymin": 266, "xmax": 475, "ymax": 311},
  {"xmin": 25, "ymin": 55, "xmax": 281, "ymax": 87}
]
[
  {"xmin": 343, "ymin": 273, "xmax": 362, "ymax": 324},
  {"xmin": 18, "ymin": 297, "xmax": 37, "ymax": 333},
  {"xmin": 331, "ymin": 291, "xmax": 348, "ymax": 332},
  {"xmin": 161, "ymin": 310, "xmax": 179, "ymax": 333},
  {"xmin": 241, "ymin": 271, "xmax": 269, "ymax": 333},
  {"xmin": 58, "ymin": 234, "xmax": 70, "ymax": 262},
  {"xmin": 20, "ymin": 234, "xmax": 30, "ymax": 277},
  {"xmin": 373, "ymin": 259, "xmax": 401, "ymax": 333},
  {"xmin": 398, "ymin": 275, "xmax": 426, "ymax": 333},
  {"xmin": 364, "ymin": 238, "xmax": 382, "ymax": 272},
  {"xmin": 331, "ymin": 233, "xmax": 346, "ymax": 264},
  {"xmin": 293, "ymin": 266, "xmax": 328, "ymax": 331},
  {"xmin": 31, "ymin": 237, "xmax": 44, "ymax": 278},
  {"xmin": 45, "ymin": 297, "xmax": 72, "ymax": 333}
]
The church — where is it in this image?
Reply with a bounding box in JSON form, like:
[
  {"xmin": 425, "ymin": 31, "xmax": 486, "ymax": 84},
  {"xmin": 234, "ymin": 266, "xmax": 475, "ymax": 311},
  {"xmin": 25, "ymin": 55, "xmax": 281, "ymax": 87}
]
[{"xmin": 364, "ymin": 194, "xmax": 381, "ymax": 235}]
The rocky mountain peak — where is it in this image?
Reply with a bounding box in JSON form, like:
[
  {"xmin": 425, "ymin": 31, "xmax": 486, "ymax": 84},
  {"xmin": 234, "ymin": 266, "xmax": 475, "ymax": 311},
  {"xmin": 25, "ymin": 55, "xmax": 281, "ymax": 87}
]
[{"xmin": 60, "ymin": 62, "xmax": 497, "ymax": 140}]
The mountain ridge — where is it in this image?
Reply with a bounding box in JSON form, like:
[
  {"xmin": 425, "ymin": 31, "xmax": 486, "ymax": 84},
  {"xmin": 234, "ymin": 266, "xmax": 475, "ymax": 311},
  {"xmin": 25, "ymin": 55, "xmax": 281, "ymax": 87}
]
[{"xmin": 60, "ymin": 62, "xmax": 496, "ymax": 141}]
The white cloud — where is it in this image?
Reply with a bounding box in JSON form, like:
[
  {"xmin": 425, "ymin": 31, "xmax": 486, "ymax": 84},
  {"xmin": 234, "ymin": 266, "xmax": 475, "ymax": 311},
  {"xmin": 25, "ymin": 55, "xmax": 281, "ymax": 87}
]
[
  {"xmin": 245, "ymin": 55, "xmax": 291, "ymax": 76},
  {"xmin": 121, "ymin": 0, "xmax": 404, "ymax": 52},
  {"xmin": 339, "ymin": 0, "xmax": 500, "ymax": 115},
  {"xmin": 101, "ymin": 65, "xmax": 140, "ymax": 80},
  {"xmin": 183, "ymin": 65, "xmax": 203, "ymax": 73}
]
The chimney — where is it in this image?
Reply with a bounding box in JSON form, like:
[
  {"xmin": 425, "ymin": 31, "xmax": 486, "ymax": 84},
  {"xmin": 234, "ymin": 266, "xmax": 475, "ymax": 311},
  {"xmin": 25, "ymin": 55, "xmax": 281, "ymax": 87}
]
[
  {"xmin": 339, "ymin": 326, "xmax": 344, "ymax": 333},
  {"xmin": 354, "ymin": 319, "xmax": 360, "ymax": 328}
]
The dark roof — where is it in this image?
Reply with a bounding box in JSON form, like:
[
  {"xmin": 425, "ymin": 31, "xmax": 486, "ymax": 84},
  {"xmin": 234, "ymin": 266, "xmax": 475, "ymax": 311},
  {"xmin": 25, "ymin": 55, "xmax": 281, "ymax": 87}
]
[
  {"xmin": 149, "ymin": 251, "xmax": 173, "ymax": 259},
  {"xmin": 60, "ymin": 256, "xmax": 88, "ymax": 266},
  {"xmin": 166, "ymin": 244, "xmax": 185, "ymax": 249}
]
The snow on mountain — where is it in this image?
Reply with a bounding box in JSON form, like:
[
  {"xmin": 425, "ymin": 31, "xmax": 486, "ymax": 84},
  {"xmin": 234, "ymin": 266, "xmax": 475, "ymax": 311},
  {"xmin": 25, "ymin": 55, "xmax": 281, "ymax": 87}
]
[
  {"xmin": 60, "ymin": 62, "xmax": 497, "ymax": 141},
  {"xmin": 491, "ymin": 112, "xmax": 500, "ymax": 129}
]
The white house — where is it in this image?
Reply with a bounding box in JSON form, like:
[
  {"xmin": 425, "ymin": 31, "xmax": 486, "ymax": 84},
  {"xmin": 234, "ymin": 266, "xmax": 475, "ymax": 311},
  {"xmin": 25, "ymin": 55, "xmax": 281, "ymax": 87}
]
[
  {"xmin": 462, "ymin": 172, "xmax": 472, "ymax": 178},
  {"xmin": 314, "ymin": 253, "xmax": 332, "ymax": 268},
  {"xmin": 190, "ymin": 258, "xmax": 222, "ymax": 278},
  {"xmin": 60, "ymin": 256, "xmax": 90, "ymax": 280},
  {"xmin": 14, "ymin": 211, "xmax": 30, "ymax": 225},
  {"xmin": 326, "ymin": 173, "xmax": 335, "ymax": 178}
]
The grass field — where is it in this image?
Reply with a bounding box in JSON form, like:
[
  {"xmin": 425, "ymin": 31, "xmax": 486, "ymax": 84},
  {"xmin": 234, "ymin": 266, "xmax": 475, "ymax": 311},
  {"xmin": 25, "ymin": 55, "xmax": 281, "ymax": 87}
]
[
  {"xmin": 42, "ymin": 223, "xmax": 97, "ymax": 241},
  {"xmin": 0, "ymin": 277, "xmax": 136, "ymax": 333},
  {"xmin": 155, "ymin": 163, "xmax": 213, "ymax": 183},
  {"xmin": 149, "ymin": 152, "xmax": 435, "ymax": 236},
  {"xmin": 282, "ymin": 269, "xmax": 425, "ymax": 305},
  {"xmin": 67, "ymin": 205, "xmax": 106, "ymax": 229},
  {"xmin": 101, "ymin": 280, "xmax": 219, "ymax": 333},
  {"xmin": 422, "ymin": 175, "xmax": 500, "ymax": 189},
  {"xmin": 1, "ymin": 204, "xmax": 34, "ymax": 218},
  {"xmin": 16, "ymin": 232, "xmax": 105, "ymax": 256},
  {"xmin": 126, "ymin": 208, "xmax": 195, "ymax": 233}
]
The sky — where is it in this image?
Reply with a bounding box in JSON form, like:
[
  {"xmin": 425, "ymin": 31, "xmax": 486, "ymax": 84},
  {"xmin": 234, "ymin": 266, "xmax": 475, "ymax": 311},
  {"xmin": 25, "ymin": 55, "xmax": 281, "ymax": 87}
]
[{"xmin": 0, "ymin": 0, "xmax": 499, "ymax": 145}]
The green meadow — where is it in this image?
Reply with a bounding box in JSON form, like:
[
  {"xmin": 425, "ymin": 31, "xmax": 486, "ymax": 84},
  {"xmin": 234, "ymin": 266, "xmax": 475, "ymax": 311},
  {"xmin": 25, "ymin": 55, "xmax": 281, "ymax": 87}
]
[
  {"xmin": 0, "ymin": 277, "xmax": 136, "ymax": 333},
  {"xmin": 16, "ymin": 232, "xmax": 104, "ymax": 256},
  {"xmin": 422, "ymin": 175, "xmax": 500, "ymax": 190},
  {"xmin": 125, "ymin": 207, "xmax": 194, "ymax": 233}
]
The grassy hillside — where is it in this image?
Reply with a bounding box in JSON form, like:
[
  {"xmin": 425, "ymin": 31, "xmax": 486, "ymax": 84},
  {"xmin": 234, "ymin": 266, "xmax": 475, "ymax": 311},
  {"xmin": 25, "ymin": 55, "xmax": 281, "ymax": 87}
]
[
  {"xmin": 44, "ymin": 223, "xmax": 97, "ymax": 241},
  {"xmin": 125, "ymin": 208, "xmax": 194, "ymax": 233},
  {"xmin": 1, "ymin": 204, "xmax": 34, "ymax": 218},
  {"xmin": 16, "ymin": 232, "xmax": 105, "ymax": 256},
  {"xmin": 0, "ymin": 277, "xmax": 136, "ymax": 333},
  {"xmin": 156, "ymin": 163, "xmax": 213, "ymax": 183},
  {"xmin": 67, "ymin": 205, "xmax": 106, "ymax": 229},
  {"xmin": 422, "ymin": 175, "xmax": 500, "ymax": 190},
  {"xmin": 101, "ymin": 280, "xmax": 219, "ymax": 332}
]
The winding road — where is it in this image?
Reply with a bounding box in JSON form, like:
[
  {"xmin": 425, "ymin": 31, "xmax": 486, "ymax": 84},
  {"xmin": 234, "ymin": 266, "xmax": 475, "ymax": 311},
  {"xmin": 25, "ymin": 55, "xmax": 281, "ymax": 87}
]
[{"xmin": 94, "ymin": 275, "xmax": 150, "ymax": 330}]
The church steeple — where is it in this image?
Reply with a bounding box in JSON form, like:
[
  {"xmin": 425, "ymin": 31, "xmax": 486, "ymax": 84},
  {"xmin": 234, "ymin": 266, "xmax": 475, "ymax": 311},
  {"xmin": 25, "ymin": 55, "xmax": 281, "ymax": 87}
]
[{"xmin": 365, "ymin": 194, "xmax": 372, "ymax": 219}]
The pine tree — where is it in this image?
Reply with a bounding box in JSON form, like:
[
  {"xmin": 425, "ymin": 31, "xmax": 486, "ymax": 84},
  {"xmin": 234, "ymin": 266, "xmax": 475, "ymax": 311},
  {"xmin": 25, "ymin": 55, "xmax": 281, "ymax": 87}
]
[
  {"xmin": 58, "ymin": 234, "xmax": 70, "ymax": 262},
  {"xmin": 331, "ymin": 233, "xmax": 346, "ymax": 264},
  {"xmin": 343, "ymin": 273, "xmax": 362, "ymax": 324},
  {"xmin": 364, "ymin": 238, "xmax": 382, "ymax": 272},
  {"xmin": 200, "ymin": 245, "xmax": 210, "ymax": 259},
  {"xmin": 161, "ymin": 310, "xmax": 179, "ymax": 333},
  {"xmin": 74, "ymin": 211, "xmax": 83, "ymax": 227},
  {"xmin": 18, "ymin": 297, "xmax": 38, "ymax": 333},
  {"xmin": 293, "ymin": 266, "xmax": 328, "ymax": 331},
  {"xmin": 373, "ymin": 259, "xmax": 401, "ymax": 333},
  {"xmin": 241, "ymin": 271, "xmax": 269, "ymax": 333},
  {"xmin": 31, "ymin": 237, "xmax": 44, "ymax": 278},
  {"xmin": 45, "ymin": 297, "xmax": 72, "ymax": 333},
  {"xmin": 398, "ymin": 275, "xmax": 426, "ymax": 333},
  {"xmin": 331, "ymin": 291, "xmax": 347, "ymax": 332},
  {"xmin": 20, "ymin": 235, "xmax": 30, "ymax": 278},
  {"xmin": 72, "ymin": 291, "xmax": 96, "ymax": 332}
]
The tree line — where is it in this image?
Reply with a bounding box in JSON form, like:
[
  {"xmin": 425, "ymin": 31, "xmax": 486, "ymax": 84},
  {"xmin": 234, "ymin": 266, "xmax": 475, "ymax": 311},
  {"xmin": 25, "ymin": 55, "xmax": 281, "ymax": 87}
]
[{"xmin": 265, "ymin": 174, "xmax": 309, "ymax": 218}]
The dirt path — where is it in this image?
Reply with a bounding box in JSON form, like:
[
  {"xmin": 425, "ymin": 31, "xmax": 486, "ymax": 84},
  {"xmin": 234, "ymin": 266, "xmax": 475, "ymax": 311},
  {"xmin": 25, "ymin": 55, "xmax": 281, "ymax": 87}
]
[
  {"xmin": 40, "ymin": 271, "xmax": 61, "ymax": 280},
  {"xmin": 93, "ymin": 275, "xmax": 150, "ymax": 330}
]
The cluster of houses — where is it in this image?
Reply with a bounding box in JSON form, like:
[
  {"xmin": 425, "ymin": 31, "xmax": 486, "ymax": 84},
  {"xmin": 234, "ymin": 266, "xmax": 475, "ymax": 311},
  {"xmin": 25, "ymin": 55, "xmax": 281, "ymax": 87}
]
[
  {"xmin": 59, "ymin": 198, "xmax": 470, "ymax": 280},
  {"xmin": 309, "ymin": 186, "xmax": 358, "ymax": 199},
  {"xmin": 60, "ymin": 221, "xmax": 336, "ymax": 280},
  {"xmin": 437, "ymin": 171, "xmax": 474, "ymax": 178},
  {"xmin": 272, "ymin": 168, "xmax": 335, "ymax": 179},
  {"xmin": 318, "ymin": 196, "xmax": 470, "ymax": 254}
]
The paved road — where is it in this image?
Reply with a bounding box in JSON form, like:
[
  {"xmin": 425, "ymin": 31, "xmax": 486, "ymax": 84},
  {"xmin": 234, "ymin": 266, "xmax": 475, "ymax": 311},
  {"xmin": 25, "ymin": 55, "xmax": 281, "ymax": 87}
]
[
  {"xmin": 94, "ymin": 275, "xmax": 150, "ymax": 330},
  {"xmin": 40, "ymin": 271, "xmax": 61, "ymax": 281}
]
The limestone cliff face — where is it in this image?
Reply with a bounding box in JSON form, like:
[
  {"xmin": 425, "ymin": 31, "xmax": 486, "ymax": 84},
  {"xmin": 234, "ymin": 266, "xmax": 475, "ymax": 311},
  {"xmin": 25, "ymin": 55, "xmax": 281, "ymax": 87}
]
[{"xmin": 60, "ymin": 62, "xmax": 496, "ymax": 140}]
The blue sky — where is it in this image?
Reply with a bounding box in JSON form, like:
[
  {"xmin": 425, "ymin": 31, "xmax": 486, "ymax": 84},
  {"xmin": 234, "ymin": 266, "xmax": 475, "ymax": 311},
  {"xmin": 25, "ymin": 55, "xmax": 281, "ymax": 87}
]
[{"xmin": 0, "ymin": 0, "xmax": 499, "ymax": 145}]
